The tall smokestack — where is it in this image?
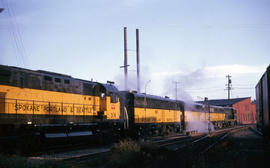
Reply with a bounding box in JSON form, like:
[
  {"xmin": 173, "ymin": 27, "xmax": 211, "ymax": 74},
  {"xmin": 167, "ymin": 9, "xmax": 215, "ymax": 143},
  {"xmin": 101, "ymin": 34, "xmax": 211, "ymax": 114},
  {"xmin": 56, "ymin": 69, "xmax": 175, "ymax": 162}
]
[
  {"xmin": 124, "ymin": 27, "xmax": 128, "ymax": 90},
  {"xmin": 136, "ymin": 29, "xmax": 140, "ymax": 93}
]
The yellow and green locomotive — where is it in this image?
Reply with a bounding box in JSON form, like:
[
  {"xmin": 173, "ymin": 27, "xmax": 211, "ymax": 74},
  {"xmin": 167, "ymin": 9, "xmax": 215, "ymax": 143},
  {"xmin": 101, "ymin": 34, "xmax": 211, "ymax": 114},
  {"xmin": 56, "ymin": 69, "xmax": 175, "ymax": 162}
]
[
  {"xmin": 120, "ymin": 91, "xmax": 185, "ymax": 136},
  {"xmin": 184, "ymin": 102, "xmax": 237, "ymax": 133},
  {"xmin": 0, "ymin": 65, "xmax": 122, "ymax": 150}
]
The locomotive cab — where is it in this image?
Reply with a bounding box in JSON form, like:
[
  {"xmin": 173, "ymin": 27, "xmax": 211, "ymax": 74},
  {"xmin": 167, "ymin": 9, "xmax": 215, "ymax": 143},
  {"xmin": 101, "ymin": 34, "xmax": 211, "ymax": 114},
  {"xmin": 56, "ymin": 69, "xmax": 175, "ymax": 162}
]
[{"xmin": 94, "ymin": 82, "xmax": 120, "ymax": 120}]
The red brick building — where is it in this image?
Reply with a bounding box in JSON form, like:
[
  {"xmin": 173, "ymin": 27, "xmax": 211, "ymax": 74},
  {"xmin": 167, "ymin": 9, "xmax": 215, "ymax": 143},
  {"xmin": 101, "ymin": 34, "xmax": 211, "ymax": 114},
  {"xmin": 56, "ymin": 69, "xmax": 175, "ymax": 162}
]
[
  {"xmin": 232, "ymin": 98, "xmax": 256, "ymax": 124},
  {"xmin": 197, "ymin": 97, "xmax": 256, "ymax": 124}
]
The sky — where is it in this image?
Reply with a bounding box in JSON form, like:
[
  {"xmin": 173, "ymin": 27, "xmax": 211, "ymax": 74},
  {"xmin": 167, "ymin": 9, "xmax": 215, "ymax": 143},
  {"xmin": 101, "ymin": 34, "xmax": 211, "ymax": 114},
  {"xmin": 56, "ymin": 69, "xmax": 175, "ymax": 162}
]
[{"xmin": 0, "ymin": 0, "xmax": 269, "ymax": 101}]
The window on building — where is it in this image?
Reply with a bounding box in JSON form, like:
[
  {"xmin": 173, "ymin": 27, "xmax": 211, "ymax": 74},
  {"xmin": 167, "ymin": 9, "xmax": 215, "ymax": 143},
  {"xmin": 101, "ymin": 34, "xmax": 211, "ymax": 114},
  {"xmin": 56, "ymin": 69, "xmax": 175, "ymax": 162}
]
[{"xmin": 245, "ymin": 104, "xmax": 249, "ymax": 111}]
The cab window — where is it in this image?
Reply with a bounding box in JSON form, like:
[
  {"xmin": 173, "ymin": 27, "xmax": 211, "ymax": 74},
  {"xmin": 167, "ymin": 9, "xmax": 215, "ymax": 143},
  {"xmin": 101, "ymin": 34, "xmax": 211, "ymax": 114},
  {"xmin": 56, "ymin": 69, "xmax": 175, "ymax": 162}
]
[{"xmin": 110, "ymin": 93, "xmax": 118, "ymax": 103}]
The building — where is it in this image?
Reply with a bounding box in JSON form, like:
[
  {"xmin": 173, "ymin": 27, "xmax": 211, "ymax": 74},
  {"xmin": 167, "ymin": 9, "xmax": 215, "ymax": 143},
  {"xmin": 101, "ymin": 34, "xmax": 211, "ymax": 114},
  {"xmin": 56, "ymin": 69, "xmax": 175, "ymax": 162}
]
[{"xmin": 197, "ymin": 97, "xmax": 256, "ymax": 124}]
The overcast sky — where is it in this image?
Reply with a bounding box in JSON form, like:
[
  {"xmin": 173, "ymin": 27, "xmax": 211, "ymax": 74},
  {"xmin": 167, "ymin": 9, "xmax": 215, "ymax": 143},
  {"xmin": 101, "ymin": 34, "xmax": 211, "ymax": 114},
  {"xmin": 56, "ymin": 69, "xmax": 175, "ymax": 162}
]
[{"xmin": 0, "ymin": 0, "xmax": 269, "ymax": 101}]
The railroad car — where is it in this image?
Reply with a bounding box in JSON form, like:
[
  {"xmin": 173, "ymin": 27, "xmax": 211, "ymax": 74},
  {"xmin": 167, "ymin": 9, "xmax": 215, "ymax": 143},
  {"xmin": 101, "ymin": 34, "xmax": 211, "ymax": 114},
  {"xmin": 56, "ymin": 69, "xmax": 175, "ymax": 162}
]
[
  {"xmin": 211, "ymin": 106, "xmax": 237, "ymax": 127},
  {"xmin": 256, "ymin": 65, "xmax": 270, "ymax": 136},
  {"xmin": 0, "ymin": 65, "xmax": 123, "ymax": 150},
  {"xmin": 183, "ymin": 102, "xmax": 236, "ymax": 133},
  {"xmin": 120, "ymin": 91, "xmax": 185, "ymax": 137}
]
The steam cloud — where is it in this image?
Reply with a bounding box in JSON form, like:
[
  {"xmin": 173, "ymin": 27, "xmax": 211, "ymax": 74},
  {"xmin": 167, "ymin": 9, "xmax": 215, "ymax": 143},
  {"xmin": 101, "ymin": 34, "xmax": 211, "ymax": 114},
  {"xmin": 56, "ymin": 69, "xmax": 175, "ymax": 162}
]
[
  {"xmin": 161, "ymin": 68, "xmax": 206, "ymax": 101},
  {"xmin": 114, "ymin": 66, "xmax": 151, "ymax": 93}
]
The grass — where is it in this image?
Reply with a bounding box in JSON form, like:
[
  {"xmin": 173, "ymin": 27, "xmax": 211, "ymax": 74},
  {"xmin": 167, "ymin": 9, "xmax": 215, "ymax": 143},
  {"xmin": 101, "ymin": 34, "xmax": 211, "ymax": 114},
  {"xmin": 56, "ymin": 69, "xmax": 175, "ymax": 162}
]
[
  {"xmin": 107, "ymin": 139, "xmax": 176, "ymax": 168},
  {"xmin": 0, "ymin": 154, "xmax": 63, "ymax": 168}
]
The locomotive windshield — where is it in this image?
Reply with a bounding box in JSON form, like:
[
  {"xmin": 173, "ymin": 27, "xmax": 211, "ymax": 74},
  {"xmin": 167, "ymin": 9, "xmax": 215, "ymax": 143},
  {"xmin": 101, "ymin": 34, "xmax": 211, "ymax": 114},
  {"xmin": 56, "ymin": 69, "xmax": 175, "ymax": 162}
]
[{"xmin": 110, "ymin": 92, "xmax": 118, "ymax": 103}]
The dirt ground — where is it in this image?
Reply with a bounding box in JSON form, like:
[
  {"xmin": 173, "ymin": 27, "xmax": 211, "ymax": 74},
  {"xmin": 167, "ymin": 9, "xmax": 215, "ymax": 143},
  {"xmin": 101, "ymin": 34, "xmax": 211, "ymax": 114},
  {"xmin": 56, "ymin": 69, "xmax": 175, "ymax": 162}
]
[{"xmin": 194, "ymin": 127, "xmax": 270, "ymax": 168}]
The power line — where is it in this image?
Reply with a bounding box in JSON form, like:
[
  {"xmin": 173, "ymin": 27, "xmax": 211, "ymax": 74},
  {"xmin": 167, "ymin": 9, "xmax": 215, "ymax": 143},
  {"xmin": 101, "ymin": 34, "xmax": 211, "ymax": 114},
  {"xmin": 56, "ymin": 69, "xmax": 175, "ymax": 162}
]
[
  {"xmin": 184, "ymin": 86, "xmax": 224, "ymax": 91},
  {"xmin": 4, "ymin": 0, "xmax": 28, "ymax": 66},
  {"xmin": 234, "ymin": 87, "xmax": 254, "ymax": 90}
]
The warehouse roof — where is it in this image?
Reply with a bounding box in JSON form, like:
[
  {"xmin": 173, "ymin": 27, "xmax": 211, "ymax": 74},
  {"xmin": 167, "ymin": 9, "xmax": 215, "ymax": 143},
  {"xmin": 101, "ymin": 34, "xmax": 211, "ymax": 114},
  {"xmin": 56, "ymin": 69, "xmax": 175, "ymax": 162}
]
[{"xmin": 196, "ymin": 97, "xmax": 250, "ymax": 107}]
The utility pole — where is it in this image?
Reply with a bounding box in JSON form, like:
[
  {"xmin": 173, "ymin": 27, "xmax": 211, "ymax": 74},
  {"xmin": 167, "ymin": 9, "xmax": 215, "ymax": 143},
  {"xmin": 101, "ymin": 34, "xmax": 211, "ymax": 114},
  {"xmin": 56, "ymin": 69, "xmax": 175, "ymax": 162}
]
[
  {"xmin": 225, "ymin": 75, "xmax": 232, "ymax": 106},
  {"xmin": 204, "ymin": 97, "xmax": 211, "ymax": 134},
  {"xmin": 173, "ymin": 81, "xmax": 180, "ymax": 100},
  {"xmin": 124, "ymin": 27, "xmax": 128, "ymax": 90}
]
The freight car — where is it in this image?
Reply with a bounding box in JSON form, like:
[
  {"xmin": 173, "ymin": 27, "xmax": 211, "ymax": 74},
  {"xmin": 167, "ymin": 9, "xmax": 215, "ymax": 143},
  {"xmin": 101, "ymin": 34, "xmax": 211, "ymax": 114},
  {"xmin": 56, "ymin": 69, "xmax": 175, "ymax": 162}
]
[{"xmin": 256, "ymin": 65, "xmax": 270, "ymax": 136}]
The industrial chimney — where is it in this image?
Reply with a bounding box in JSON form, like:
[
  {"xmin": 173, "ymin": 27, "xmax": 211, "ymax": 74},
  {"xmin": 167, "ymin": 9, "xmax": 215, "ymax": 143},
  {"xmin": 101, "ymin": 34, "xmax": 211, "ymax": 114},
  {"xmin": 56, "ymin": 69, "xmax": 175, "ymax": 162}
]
[
  {"xmin": 136, "ymin": 29, "xmax": 140, "ymax": 93},
  {"xmin": 124, "ymin": 27, "xmax": 128, "ymax": 90}
]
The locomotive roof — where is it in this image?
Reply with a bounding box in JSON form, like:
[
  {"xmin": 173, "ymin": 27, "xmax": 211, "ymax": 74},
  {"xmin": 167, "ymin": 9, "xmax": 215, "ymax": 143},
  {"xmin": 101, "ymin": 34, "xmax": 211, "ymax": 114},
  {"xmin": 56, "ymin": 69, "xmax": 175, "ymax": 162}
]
[
  {"xmin": 99, "ymin": 83, "xmax": 119, "ymax": 93},
  {"xmin": 0, "ymin": 65, "xmax": 72, "ymax": 78},
  {"xmin": 133, "ymin": 92, "xmax": 181, "ymax": 103},
  {"xmin": 37, "ymin": 70, "xmax": 72, "ymax": 78},
  {"xmin": 0, "ymin": 64, "xmax": 98, "ymax": 84},
  {"xmin": 185, "ymin": 101, "xmax": 236, "ymax": 113}
]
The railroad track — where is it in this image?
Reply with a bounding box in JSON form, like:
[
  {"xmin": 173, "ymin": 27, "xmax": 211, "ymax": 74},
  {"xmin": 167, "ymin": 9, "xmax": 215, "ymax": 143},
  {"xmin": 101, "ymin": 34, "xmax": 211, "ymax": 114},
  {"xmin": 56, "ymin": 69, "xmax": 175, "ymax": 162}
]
[
  {"xmin": 28, "ymin": 144, "xmax": 111, "ymax": 161},
  {"xmin": 61, "ymin": 149, "xmax": 111, "ymax": 168},
  {"xmin": 28, "ymin": 127, "xmax": 243, "ymax": 159},
  {"xmin": 156, "ymin": 125, "xmax": 248, "ymax": 154},
  {"xmin": 28, "ymin": 126, "xmax": 248, "ymax": 168}
]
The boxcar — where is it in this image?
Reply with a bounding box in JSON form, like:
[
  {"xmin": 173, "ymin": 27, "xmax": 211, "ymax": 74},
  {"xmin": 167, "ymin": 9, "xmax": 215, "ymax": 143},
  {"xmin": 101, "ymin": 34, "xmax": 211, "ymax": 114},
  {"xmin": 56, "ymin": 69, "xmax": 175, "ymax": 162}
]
[{"xmin": 256, "ymin": 65, "xmax": 270, "ymax": 136}]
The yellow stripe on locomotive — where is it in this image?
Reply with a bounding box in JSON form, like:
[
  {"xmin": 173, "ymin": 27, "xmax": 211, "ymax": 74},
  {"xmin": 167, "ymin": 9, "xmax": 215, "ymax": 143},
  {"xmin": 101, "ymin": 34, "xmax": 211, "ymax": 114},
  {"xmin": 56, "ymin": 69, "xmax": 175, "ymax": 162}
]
[
  {"xmin": 134, "ymin": 107, "xmax": 182, "ymax": 123},
  {"xmin": 0, "ymin": 85, "xmax": 99, "ymax": 116},
  {"xmin": 0, "ymin": 85, "xmax": 121, "ymax": 121}
]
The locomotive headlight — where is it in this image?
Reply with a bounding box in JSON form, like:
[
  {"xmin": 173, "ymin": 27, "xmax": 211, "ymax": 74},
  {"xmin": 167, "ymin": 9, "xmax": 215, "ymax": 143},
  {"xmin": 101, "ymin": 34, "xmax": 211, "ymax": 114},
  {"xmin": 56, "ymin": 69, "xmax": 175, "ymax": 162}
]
[{"xmin": 27, "ymin": 121, "xmax": 32, "ymax": 124}]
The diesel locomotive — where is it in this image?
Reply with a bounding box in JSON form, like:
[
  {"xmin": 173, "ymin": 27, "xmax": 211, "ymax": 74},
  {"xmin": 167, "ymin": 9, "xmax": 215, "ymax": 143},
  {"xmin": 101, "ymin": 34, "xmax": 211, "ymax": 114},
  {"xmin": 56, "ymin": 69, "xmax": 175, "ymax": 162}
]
[{"xmin": 0, "ymin": 65, "xmax": 236, "ymax": 151}]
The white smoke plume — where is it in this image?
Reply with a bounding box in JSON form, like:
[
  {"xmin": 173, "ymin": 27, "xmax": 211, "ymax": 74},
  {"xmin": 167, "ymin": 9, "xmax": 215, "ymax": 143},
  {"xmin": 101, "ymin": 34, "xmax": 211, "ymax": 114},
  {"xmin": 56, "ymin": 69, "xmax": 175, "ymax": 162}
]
[
  {"xmin": 184, "ymin": 102, "xmax": 215, "ymax": 133},
  {"xmin": 157, "ymin": 67, "xmax": 215, "ymax": 133},
  {"xmin": 114, "ymin": 66, "xmax": 151, "ymax": 93},
  {"xmin": 159, "ymin": 68, "xmax": 206, "ymax": 101}
]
